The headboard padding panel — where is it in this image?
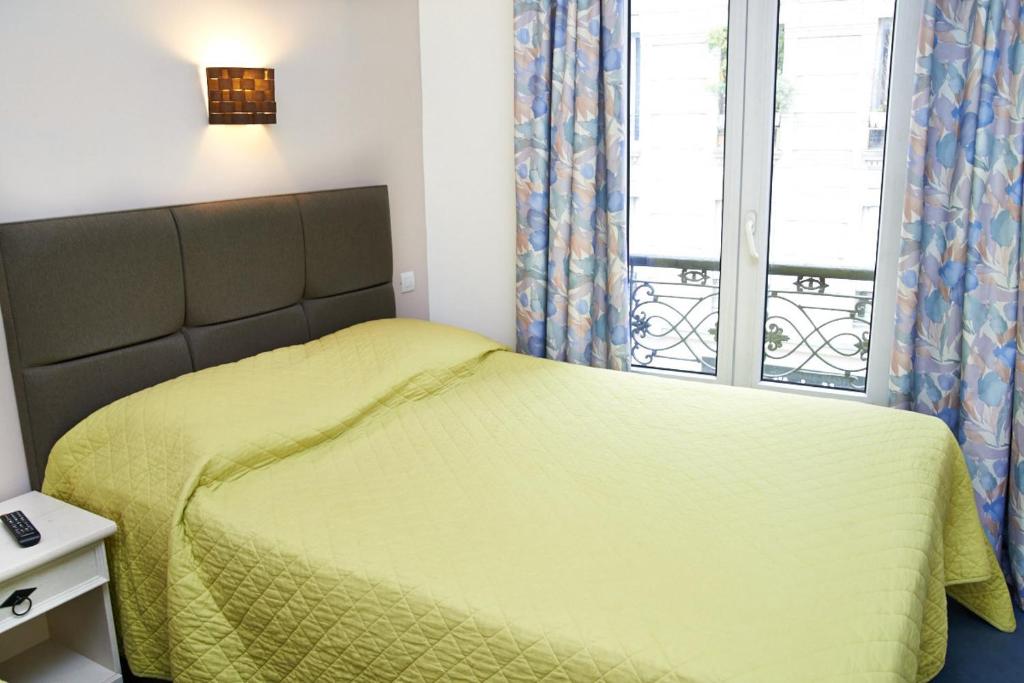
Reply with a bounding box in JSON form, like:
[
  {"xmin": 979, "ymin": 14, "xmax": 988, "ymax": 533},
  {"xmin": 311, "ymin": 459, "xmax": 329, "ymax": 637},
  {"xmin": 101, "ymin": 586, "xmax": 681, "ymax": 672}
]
[
  {"xmin": 0, "ymin": 186, "xmax": 396, "ymax": 489},
  {"xmin": 185, "ymin": 305, "xmax": 309, "ymax": 371},
  {"xmin": 299, "ymin": 189, "xmax": 394, "ymax": 297},
  {"xmin": 173, "ymin": 196, "xmax": 305, "ymax": 326},
  {"xmin": 303, "ymin": 284, "xmax": 396, "ymax": 340},
  {"xmin": 0, "ymin": 210, "xmax": 185, "ymax": 367}
]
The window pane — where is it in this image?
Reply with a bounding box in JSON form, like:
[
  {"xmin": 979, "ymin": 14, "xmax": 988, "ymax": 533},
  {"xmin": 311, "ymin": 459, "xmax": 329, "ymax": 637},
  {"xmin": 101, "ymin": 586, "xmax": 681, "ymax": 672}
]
[
  {"xmin": 628, "ymin": 0, "xmax": 730, "ymax": 375},
  {"xmin": 761, "ymin": 0, "xmax": 896, "ymax": 391}
]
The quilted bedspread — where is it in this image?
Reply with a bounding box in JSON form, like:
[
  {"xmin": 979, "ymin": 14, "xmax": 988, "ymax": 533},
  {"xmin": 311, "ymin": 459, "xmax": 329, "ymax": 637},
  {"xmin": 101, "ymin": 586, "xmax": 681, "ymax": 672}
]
[{"xmin": 42, "ymin": 319, "xmax": 1015, "ymax": 682}]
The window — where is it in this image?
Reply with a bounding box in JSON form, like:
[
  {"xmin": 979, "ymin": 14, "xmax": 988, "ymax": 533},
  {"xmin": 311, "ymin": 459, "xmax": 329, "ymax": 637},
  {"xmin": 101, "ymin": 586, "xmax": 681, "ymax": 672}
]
[
  {"xmin": 868, "ymin": 17, "xmax": 893, "ymax": 150},
  {"xmin": 628, "ymin": 0, "xmax": 920, "ymax": 404},
  {"xmin": 628, "ymin": 0, "xmax": 730, "ymax": 375},
  {"xmin": 631, "ymin": 32, "xmax": 642, "ymax": 141},
  {"xmin": 871, "ymin": 18, "xmax": 894, "ymax": 112}
]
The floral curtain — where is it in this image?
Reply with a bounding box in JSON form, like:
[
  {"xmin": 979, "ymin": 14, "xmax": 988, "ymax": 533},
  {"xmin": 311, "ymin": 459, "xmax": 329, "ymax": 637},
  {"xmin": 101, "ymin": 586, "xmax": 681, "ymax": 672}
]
[
  {"xmin": 513, "ymin": 0, "xmax": 630, "ymax": 370},
  {"xmin": 890, "ymin": 0, "xmax": 1024, "ymax": 605}
]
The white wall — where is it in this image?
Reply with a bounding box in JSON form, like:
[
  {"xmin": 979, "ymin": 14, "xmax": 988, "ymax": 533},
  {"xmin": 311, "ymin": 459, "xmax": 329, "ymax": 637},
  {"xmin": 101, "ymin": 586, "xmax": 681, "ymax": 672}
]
[
  {"xmin": 419, "ymin": 0, "xmax": 516, "ymax": 346},
  {"xmin": 0, "ymin": 0, "xmax": 430, "ymax": 499}
]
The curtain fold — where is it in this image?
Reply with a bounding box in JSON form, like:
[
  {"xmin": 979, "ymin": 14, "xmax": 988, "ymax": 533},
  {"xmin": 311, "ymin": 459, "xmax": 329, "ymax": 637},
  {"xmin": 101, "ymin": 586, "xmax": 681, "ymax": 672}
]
[
  {"xmin": 890, "ymin": 0, "xmax": 1024, "ymax": 606},
  {"xmin": 514, "ymin": 0, "xmax": 630, "ymax": 370}
]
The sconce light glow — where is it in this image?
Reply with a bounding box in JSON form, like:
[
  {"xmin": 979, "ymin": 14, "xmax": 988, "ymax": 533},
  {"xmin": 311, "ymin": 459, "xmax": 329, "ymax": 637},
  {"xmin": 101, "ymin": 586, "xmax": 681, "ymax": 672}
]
[
  {"xmin": 205, "ymin": 67, "xmax": 277, "ymax": 124},
  {"xmin": 200, "ymin": 37, "xmax": 266, "ymax": 69}
]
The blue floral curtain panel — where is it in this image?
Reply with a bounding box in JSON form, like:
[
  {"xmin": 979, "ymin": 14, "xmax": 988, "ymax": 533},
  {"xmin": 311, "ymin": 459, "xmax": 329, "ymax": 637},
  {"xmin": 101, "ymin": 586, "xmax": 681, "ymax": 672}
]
[
  {"xmin": 513, "ymin": 0, "xmax": 630, "ymax": 369},
  {"xmin": 891, "ymin": 0, "xmax": 1024, "ymax": 605}
]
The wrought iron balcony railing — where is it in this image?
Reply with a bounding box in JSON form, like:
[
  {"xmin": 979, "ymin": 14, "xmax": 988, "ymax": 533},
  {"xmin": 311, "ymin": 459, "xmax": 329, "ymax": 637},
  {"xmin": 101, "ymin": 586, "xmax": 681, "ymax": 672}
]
[{"xmin": 629, "ymin": 256, "xmax": 874, "ymax": 391}]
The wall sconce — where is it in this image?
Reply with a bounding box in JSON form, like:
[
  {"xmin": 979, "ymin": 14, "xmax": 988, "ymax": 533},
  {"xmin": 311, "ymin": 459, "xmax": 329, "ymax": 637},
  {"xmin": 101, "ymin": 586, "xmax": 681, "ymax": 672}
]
[{"xmin": 206, "ymin": 67, "xmax": 276, "ymax": 124}]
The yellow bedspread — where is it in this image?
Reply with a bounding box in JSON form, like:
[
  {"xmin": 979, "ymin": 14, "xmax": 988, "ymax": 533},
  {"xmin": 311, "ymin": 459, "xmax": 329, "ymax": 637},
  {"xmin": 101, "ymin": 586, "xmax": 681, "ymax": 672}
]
[{"xmin": 42, "ymin": 319, "xmax": 1015, "ymax": 682}]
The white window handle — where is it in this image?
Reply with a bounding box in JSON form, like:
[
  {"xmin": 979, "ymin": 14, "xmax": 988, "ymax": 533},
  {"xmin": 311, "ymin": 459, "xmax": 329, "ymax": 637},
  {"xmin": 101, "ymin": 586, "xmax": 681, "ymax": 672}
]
[{"xmin": 743, "ymin": 211, "xmax": 759, "ymax": 260}]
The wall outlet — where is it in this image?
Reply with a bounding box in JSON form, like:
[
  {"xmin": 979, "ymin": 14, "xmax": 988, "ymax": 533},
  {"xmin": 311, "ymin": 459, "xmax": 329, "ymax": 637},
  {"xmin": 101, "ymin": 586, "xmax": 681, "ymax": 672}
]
[{"xmin": 399, "ymin": 271, "xmax": 415, "ymax": 293}]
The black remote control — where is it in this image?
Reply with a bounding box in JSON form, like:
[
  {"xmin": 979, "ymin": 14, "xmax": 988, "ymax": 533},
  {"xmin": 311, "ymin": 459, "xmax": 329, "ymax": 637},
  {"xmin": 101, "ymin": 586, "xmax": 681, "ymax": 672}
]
[{"xmin": 1, "ymin": 511, "xmax": 40, "ymax": 547}]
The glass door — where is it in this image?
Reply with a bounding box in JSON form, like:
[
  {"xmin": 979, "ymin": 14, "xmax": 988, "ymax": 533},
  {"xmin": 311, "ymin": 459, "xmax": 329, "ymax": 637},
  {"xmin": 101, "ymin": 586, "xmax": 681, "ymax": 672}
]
[
  {"xmin": 628, "ymin": 0, "xmax": 921, "ymax": 405},
  {"xmin": 627, "ymin": 0, "xmax": 737, "ymax": 378}
]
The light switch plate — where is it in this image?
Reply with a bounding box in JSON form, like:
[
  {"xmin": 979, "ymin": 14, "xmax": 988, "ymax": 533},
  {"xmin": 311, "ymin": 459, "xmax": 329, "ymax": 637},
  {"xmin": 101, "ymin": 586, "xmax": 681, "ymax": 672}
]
[{"xmin": 399, "ymin": 271, "xmax": 415, "ymax": 293}]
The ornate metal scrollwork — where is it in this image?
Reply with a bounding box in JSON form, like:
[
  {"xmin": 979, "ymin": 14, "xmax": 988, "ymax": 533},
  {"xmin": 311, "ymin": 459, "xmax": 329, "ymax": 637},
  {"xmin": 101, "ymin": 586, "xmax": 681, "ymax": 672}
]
[
  {"xmin": 795, "ymin": 275, "xmax": 828, "ymax": 293},
  {"xmin": 764, "ymin": 323, "xmax": 790, "ymax": 351},
  {"xmin": 853, "ymin": 298, "xmax": 870, "ymax": 320},
  {"xmin": 761, "ymin": 273, "xmax": 872, "ymax": 390},
  {"xmin": 630, "ymin": 259, "xmax": 874, "ymax": 391},
  {"xmin": 629, "ymin": 265, "xmax": 719, "ymax": 373},
  {"xmin": 680, "ymin": 268, "xmax": 710, "ymax": 286}
]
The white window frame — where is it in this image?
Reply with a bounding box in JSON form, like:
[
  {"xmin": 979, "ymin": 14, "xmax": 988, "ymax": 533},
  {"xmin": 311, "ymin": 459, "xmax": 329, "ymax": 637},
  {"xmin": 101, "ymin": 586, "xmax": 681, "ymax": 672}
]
[{"xmin": 631, "ymin": 0, "xmax": 922, "ymax": 407}]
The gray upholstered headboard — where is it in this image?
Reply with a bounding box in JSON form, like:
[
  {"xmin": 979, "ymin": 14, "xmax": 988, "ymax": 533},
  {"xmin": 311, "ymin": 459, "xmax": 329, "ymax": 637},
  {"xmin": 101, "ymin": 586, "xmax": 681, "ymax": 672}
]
[{"xmin": 0, "ymin": 186, "xmax": 396, "ymax": 489}]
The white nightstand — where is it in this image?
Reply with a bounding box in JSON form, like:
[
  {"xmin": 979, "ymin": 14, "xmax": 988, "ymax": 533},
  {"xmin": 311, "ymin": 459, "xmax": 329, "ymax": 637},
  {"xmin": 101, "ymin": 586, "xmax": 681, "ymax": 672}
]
[{"xmin": 0, "ymin": 492, "xmax": 120, "ymax": 683}]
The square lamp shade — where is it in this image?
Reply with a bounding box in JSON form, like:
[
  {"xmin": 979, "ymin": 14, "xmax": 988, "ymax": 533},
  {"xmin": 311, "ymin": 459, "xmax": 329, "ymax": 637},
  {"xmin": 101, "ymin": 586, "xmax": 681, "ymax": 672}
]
[{"xmin": 206, "ymin": 67, "xmax": 276, "ymax": 124}]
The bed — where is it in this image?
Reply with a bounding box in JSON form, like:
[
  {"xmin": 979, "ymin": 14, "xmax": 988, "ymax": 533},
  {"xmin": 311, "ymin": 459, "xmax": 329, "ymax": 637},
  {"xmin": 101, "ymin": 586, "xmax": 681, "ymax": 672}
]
[{"xmin": 0, "ymin": 188, "xmax": 1015, "ymax": 683}]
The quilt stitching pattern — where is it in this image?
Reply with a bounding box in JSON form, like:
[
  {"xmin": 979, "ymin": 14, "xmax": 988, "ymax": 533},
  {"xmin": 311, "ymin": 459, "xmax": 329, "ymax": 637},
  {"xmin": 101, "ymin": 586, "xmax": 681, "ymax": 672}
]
[{"xmin": 42, "ymin": 320, "xmax": 1016, "ymax": 682}]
